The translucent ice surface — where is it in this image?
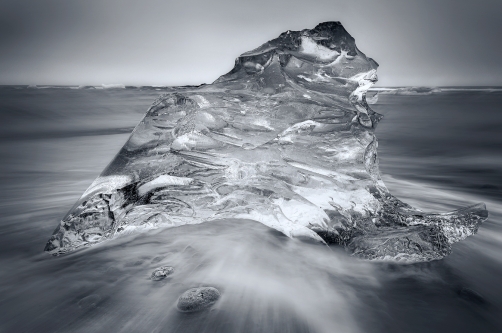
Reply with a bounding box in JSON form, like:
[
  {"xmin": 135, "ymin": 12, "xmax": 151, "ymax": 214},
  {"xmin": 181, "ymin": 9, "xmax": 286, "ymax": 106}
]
[{"xmin": 45, "ymin": 22, "xmax": 487, "ymax": 262}]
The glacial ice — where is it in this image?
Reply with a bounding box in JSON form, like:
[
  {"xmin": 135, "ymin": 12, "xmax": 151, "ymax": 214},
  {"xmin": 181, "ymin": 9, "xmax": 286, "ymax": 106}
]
[
  {"xmin": 44, "ymin": 22, "xmax": 488, "ymax": 262},
  {"xmin": 151, "ymin": 266, "xmax": 174, "ymax": 280}
]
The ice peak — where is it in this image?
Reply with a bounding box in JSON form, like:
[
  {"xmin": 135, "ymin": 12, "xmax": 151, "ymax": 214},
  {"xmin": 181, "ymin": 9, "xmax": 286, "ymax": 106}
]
[{"xmin": 215, "ymin": 21, "xmax": 378, "ymax": 99}]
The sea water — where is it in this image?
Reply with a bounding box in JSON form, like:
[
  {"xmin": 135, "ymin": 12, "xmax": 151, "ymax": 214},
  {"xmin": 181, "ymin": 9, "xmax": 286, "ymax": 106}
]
[{"xmin": 0, "ymin": 86, "xmax": 501, "ymax": 333}]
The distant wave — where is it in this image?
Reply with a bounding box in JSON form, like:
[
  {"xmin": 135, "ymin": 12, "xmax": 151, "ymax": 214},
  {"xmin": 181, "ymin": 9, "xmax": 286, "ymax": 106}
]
[
  {"xmin": 11, "ymin": 84, "xmax": 173, "ymax": 90},
  {"xmin": 26, "ymin": 85, "xmax": 81, "ymax": 89},
  {"xmin": 101, "ymin": 83, "xmax": 126, "ymax": 89},
  {"xmin": 0, "ymin": 127, "xmax": 135, "ymax": 141},
  {"xmin": 9, "ymin": 85, "xmax": 502, "ymax": 93},
  {"xmin": 370, "ymin": 86, "xmax": 502, "ymax": 94},
  {"xmin": 372, "ymin": 87, "xmax": 442, "ymax": 95},
  {"xmin": 440, "ymin": 87, "xmax": 502, "ymax": 92}
]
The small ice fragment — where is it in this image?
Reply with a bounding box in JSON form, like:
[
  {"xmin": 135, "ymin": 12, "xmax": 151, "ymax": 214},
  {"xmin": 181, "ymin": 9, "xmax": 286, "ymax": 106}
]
[
  {"xmin": 151, "ymin": 266, "xmax": 174, "ymax": 281},
  {"xmin": 177, "ymin": 287, "xmax": 220, "ymax": 312}
]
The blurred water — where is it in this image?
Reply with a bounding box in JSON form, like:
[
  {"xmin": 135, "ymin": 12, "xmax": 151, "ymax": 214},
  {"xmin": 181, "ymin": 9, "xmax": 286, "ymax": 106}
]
[
  {"xmin": 0, "ymin": 87, "xmax": 501, "ymax": 333},
  {"xmin": 373, "ymin": 90, "xmax": 502, "ymax": 201}
]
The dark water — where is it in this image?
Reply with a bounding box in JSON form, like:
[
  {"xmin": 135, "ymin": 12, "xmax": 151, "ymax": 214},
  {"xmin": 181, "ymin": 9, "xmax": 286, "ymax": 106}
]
[{"xmin": 0, "ymin": 86, "xmax": 501, "ymax": 333}]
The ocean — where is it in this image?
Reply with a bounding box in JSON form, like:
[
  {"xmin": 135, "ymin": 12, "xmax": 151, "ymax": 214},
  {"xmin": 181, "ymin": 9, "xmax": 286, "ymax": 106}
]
[{"xmin": 0, "ymin": 86, "xmax": 501, "ymax": 333}]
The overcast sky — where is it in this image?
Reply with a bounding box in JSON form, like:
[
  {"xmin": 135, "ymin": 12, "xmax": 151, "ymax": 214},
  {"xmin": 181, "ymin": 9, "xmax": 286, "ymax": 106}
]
[{"xmin": 1, "ymin": 0, "xmax": 501, "ymax": 87}]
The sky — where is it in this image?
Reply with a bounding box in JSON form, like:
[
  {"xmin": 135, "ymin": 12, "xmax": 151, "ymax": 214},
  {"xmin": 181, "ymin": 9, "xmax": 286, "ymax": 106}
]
[{"xmin": 1, "ymin": 0, "xmax": 501, "ymax": 87}]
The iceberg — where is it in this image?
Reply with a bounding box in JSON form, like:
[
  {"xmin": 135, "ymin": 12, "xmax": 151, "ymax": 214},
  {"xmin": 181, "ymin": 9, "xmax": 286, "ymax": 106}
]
[{"xmin": 45, "ymin": 22, "xmax": 487, "ymax": 262}]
